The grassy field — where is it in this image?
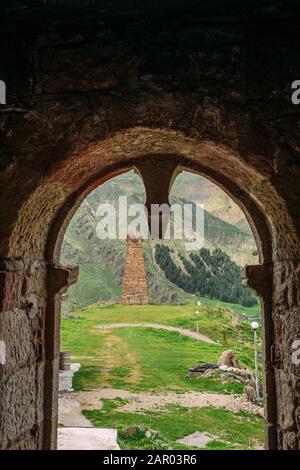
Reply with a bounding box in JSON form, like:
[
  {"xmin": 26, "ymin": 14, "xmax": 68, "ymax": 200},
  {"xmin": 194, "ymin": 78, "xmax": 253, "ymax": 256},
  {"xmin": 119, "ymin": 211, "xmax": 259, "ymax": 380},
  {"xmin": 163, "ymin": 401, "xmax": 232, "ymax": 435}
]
[
  {"xmin": 61, "ymin": 303, "xmax": 262, "ymax": 393},
  {"xmin": 84, "ymin": 401, "xmax": 264, "ymax": 450},
  {"xmin": 197, "ymin": 296, "xmax": 261, "ymax": 316},
  {"xmin": 60, "ymin": 303, "xmax": 264, "ymax": 450}
]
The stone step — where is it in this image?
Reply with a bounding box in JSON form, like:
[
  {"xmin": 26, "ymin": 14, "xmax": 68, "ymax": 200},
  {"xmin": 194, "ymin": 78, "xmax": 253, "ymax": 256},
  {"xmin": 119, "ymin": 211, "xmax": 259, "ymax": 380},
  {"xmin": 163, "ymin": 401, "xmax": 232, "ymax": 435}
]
[{"xmin": 57, "ymin": 427, "xmax": 120, "ymax": 450}]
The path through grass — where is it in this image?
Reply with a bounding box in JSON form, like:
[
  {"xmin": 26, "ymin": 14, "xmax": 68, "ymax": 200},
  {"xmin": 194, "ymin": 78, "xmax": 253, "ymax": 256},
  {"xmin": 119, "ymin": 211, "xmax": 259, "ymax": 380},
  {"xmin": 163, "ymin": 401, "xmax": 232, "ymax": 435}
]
[
  {"xmin": 84, "ymin": 400, "xmax": 264, "ymax": 450},
  {"xmin": 61, "ymin": 304, "xmax": 261, "ymax": 393},
  {"xmin": 60, "ymin": 303, "xmax": 264, "ymax": 450}
]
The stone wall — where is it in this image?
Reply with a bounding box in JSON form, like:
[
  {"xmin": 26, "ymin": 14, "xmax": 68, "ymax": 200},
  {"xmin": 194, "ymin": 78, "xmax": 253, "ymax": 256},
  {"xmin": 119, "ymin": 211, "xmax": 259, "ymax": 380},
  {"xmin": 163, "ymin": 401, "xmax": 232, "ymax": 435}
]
[
  {"xmin": 121, "ymin": 236, "xmax": 149, "ymax": 305},
  {"xmin": 0, "ymin": 257, "xmax": 46, "ymax": 449},
  {"xmin": 0, "ymin": 1, "xmax": 300, "ymax": 450}
]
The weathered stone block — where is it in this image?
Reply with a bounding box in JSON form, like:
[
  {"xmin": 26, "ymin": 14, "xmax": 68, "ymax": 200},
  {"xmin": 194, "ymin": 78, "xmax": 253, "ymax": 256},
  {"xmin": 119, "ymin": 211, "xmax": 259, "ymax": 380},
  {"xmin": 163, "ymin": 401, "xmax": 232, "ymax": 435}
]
[
  {"xmin": 36, "ymin": 360, "xmax": 45, "ymax": 425},
  {"xmin": 0, "ymin": 257, "xmax": 24, "ymax": 312},
  {"xmin": 282, "ymin": 431, "xmax": 298, "ymax": 450},
  {"xmin": 275, "ymin": 369, "xmax": 296, "ymax": 431},
  {"xmin": 0, "ymin": 271, "xmax": 23, "ymax": 312},
  {"xmin": 43, "ymin": 356, "xmax": 60, "ymax": 420},
  {"xmin": 0, "ymin": 366, "xmax": 36, "ymax": 448},
  {"xmin": 0, "ymin": 308, "xmax": 35, "ymax": 368},
  {"xmin": 6, "ymin": 430, "xmax": 36, "ymax": 450}
]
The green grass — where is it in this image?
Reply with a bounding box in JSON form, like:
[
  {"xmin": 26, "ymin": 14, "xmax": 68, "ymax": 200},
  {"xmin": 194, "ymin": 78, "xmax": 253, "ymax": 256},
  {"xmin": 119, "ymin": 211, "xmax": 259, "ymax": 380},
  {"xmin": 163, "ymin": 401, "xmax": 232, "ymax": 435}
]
[
  {"xmin": 197, "ymin": 296, "xmax": 261, "ymax": 316},
  {"xmin": 61, "ymin": 303, "xmax": 264, "ymax": 450},
  {"xmin": 84, "ymin": 400, "xmax": 264, "ymax": 450},
  {"xmin": 72, "ymin": 327, "xmax": 244, "ymax": 393},
  {"xmin": 61, "ymin": 303, "xmax": 262, "ymax": 393},
  {"xmin": 61, "ymin": 266, "xmax": 121, "ymax": 313}
]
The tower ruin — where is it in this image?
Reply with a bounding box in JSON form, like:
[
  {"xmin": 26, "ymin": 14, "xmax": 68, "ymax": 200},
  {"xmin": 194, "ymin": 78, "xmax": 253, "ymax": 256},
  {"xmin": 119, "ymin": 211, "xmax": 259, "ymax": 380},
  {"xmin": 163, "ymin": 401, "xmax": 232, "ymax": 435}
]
[{"xmin": 121, "ymin": 234, "xmax": 149, "ymax": 304}]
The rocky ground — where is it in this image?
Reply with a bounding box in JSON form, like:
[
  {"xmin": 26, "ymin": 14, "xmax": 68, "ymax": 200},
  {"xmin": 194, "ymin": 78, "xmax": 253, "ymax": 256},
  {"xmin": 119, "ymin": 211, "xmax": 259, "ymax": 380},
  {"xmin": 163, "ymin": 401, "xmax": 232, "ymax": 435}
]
[{"xmin": 61, "ymin": 388, "xmax": 263, "ymax": 418}]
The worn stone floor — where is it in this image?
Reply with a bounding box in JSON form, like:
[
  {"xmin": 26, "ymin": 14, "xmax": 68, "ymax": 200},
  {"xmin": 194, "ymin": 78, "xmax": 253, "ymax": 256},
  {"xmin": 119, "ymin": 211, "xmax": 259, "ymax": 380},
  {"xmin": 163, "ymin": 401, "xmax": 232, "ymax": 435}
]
[
  {"xmin": 57, "ymin": 395, "xmax": 120, "ymax": 450},
  {"xmin": 57, "ymin": 427, "xmax": 119, "ymax": 450}
]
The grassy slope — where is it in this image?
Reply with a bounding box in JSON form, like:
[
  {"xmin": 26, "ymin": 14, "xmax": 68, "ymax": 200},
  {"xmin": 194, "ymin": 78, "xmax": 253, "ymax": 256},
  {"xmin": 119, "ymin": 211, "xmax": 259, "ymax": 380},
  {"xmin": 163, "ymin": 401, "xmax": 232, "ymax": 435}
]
[
  {"xmin": 61, "ymin": 303, "xmax": 262, "ymax": 393},
  {"xmin": 61, "ymin": 303, "xmax": 264, "ymax": 450},
  {"xmin": 199, "ymin": 296, "xmax": 261, "ymax": 316}
]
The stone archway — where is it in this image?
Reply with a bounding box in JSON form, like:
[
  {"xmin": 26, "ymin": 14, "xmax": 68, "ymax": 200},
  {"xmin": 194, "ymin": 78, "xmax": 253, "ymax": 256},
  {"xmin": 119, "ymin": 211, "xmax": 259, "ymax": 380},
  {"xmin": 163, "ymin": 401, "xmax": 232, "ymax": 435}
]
[
  {"xmin": 1, "ymin": 127, "xmax": 300, "ymax": 450},
  {"xmin": 48, "ymin": 128, "xmax": 276, "ymax": 448},
  {"xmin": 1, "ymin": 2, "xmax": 300, "ymax": 449}
]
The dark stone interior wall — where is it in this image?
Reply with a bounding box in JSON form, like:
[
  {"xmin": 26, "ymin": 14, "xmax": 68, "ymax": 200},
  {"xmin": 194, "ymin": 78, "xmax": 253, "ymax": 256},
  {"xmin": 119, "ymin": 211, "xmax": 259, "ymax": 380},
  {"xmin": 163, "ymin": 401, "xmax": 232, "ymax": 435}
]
[{"xmin": 0, "ymin": 1, "xmax": 300, "ymax": 449}]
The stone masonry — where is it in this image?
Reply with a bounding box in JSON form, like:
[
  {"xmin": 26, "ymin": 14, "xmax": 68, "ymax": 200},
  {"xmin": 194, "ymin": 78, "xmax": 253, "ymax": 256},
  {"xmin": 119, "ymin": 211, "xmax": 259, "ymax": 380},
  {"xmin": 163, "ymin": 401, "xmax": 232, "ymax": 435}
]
[
  {"xmin": 121, "ymin": 235, "xmax": 149, "ymax": 305},
  {"xmin": 0, "ymin": 0, "xmax": 300, "ymax": 450}
]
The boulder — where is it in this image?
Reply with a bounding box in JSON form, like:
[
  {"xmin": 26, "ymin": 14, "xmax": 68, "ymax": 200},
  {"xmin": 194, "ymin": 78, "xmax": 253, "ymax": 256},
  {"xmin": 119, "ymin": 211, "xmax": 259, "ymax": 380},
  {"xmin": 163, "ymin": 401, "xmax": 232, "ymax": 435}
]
[{"xmin": 218, "ymin": 349, "xmax": 240, "ymax": 368}]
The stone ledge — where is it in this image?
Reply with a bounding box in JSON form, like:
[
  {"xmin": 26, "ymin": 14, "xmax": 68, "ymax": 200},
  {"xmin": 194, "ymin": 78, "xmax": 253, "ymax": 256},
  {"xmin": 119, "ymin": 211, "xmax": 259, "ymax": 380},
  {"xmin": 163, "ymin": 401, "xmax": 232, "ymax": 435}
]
[{"xmin": 47, "ymin": 263, "xmax": 79, "ymax": 296}]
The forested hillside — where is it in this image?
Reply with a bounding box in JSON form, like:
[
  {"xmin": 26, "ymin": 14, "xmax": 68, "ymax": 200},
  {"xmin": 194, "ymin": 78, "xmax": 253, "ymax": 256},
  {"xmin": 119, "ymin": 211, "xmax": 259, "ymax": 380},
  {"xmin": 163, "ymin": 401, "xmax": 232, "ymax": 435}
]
[{"xmin": 155, "ymin": 245, "xmax": 257, "ymax": 307}]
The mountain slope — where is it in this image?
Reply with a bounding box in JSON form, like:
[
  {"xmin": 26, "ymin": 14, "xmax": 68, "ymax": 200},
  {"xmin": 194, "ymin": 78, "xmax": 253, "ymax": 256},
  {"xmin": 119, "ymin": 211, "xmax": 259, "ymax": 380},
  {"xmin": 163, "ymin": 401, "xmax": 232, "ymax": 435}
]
[
  {"xmin": 61, "ymin": 171, "xmax": 258, "ymax": 310},
  {"xmin": 171, "ymin": 172, "xmax": 251, "ymax": 233}
]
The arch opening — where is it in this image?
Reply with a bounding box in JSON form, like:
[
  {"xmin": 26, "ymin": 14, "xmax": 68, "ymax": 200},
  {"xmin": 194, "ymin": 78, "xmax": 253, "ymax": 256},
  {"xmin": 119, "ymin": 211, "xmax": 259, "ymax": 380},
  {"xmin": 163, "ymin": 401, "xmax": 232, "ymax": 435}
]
[
  {"xmin": 56, "ymin": 167, "xmax": 266, "ymax": 450},
  {"xmin": 3, "ymin": 127, "xmax": 298, "ymax": 450}
]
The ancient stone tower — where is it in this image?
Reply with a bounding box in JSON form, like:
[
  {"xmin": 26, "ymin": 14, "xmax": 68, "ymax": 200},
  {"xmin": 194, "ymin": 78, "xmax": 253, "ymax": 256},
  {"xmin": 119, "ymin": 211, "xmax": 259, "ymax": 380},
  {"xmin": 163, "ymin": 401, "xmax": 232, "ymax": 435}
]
[
  {"xmin": 1, "ymin": 0, "xmax": 300, "ymax": 451},
  {"xmin": 121, "ymin": 234, "xmax": 149, "ymax": 304}
]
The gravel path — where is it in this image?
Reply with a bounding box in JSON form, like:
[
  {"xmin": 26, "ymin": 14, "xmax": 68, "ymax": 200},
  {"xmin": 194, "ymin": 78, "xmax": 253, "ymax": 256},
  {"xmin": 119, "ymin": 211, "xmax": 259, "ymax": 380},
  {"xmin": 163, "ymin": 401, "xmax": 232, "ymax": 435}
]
[
  {"xmin": 95, "ymin": 323, "xmax": 216, "ymax": 344},
  {"xmin": 72, "ymin": 388, "xmax": 263, "ymax": 416}
]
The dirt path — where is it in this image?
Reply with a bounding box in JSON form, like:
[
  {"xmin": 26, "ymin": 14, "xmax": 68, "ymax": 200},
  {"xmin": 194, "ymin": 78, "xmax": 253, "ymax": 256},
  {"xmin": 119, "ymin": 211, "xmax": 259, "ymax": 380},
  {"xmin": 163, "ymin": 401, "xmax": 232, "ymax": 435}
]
[
  {"xmin": 58, "ymin": 389, "xmax": 263, "ymax": 449},
  {"xmin": 72, "ymin": 388, "xmax": 263, "ymax": 416},
  {"xmin": 95, "ymin": 323, "xmax": 216, "ymax": 344},
  {"xmin": 99, "ymin": 330, "xmax": 141, "ymax": 385}
]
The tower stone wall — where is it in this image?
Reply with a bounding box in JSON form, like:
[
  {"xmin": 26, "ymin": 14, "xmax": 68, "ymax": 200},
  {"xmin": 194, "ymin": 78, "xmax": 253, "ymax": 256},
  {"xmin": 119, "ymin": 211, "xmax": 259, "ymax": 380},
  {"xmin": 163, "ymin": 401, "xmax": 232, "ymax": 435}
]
[
  {"xmin": 1, "ymin": 1, "xmax": 300, "ymax": 450},
  {"xmin": 121, "ymin": 235, "xmax": 149, "ymax": 305}
]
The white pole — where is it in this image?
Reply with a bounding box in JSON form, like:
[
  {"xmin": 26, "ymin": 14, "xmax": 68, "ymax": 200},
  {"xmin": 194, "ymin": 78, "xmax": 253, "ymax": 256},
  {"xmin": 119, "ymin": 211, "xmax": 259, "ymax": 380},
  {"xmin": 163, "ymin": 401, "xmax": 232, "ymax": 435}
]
[
  {"xmin": 197, "ymin": 322, "xmax": 199, "ymax": 342},
  {"xmin": 251, "ymin": 322, "xmax": 259, "ymax": 402}
]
